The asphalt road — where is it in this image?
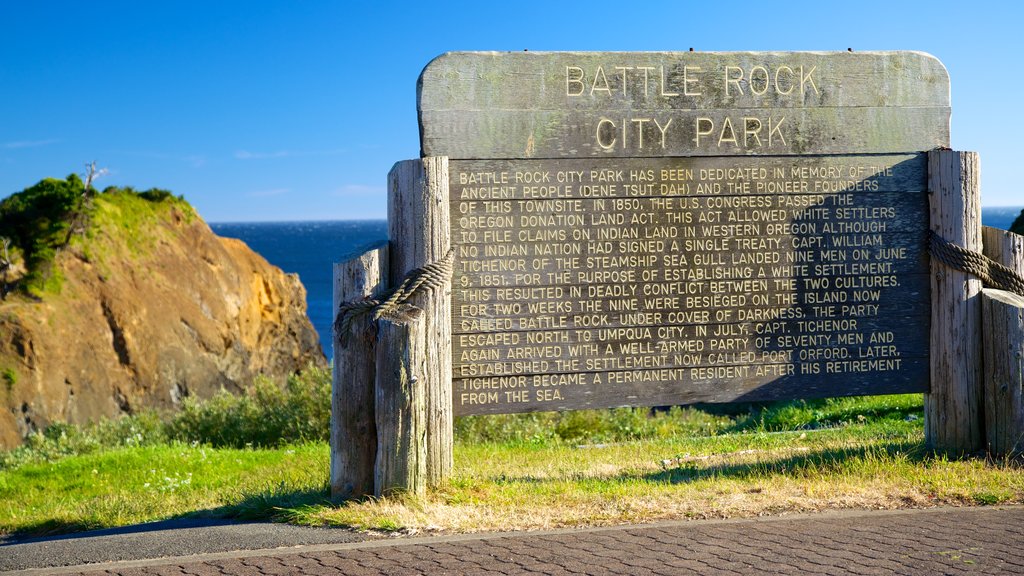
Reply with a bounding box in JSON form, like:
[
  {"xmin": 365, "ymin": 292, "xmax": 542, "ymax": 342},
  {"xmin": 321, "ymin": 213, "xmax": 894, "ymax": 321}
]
[{"xmin": 0, "ymin": 518, "xmax": 373, "ymax": 573}]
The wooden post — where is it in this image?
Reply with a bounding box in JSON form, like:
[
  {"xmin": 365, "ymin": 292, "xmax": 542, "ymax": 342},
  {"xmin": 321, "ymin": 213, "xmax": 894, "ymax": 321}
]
[
  {"xmin": 981, "ymin": 226, "xmax": 1024, "ymax": 456},
  {"xmin": 331, "ymin": 244, "xmax": 388, "ymax": 501},
  {"xmin": 981, "ymin": 289, "xmax": 1024, "ymax": 457},
  {"xmin": 374, "ymin": 307, "xmax": 428, "ymax": 496},
  {"xmin": 926, "ymin": 150, "xmax": 983, "ymax": 455},
  {"xmin": 387, "ymin": 157, "xmax": 453, "ymax": 486},
  {"xmin": 982, "ymin": 226, "xmax": 1024, "ymax": 272}
]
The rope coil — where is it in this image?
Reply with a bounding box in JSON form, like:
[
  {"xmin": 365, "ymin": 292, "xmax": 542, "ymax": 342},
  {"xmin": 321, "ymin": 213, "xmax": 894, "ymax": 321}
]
[
  {"xmin": 929, "ymin": 231, "xmax": 1024, "ymax": 296},
  {"xmin": 335, "ymin": 249, "xmax": 455, "ymax": 343}
]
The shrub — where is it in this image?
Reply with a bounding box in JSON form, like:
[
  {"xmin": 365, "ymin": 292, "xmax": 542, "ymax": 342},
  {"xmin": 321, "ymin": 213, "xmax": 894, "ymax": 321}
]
[
  {"xmin": 1, "ymin": 367, "xmax": 16, "ymax": 391},
  {"xmin": 138, "ymin": 188, "xmax": 174, "ymax": 203},
  {"xmin": 454, "ymin": 405, "xmax": 731, "ymax": 445},
  {"xmin": 0, "ymin": 175, "xmax": 88, "ymax": 294},
  {"xmin": 0, "ymin": 411, "xmax": 166, "ymax": 469},
  {"xmin": 166, "ymin": 365, "xmax": 331, "ymax": 448}
]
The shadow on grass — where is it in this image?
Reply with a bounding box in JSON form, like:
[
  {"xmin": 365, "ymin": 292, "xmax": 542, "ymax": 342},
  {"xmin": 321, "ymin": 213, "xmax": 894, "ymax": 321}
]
[
  {"xmin": 485, "ymin": 440, "xmax": 930, "ymax": 487},
  {"xmin": 644, "ymin": 440, "xmax": 927, "ymax": 485},
  {"xmin": 720, "ymin": 399, "xmax": 924, "ymax": 434},
  {"xmin": 3, "ymin": 484, "xmax": 335, "ymax": 544}
]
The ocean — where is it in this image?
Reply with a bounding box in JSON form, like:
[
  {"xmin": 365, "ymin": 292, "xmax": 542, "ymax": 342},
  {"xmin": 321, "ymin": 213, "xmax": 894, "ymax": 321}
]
[
  {"xmin": 211, "ymin": 220, "xmax": 388, "ymax": 361},
  {"xmin": 212, "ymin": 207, "xmax": 1023, "ymax": 361}
]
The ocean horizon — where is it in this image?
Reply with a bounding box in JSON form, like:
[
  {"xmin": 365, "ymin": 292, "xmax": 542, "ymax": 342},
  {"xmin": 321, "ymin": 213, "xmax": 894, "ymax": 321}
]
[{"xmin": 212, "ymin": 207, "xmax": 1023, "ymax": 361}]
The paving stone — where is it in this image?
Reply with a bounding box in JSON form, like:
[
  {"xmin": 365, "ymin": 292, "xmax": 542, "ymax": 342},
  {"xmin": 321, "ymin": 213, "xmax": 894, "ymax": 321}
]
[{"xmin": 44, "ymin": 507, "xmax": 1024, "ymax": 576}]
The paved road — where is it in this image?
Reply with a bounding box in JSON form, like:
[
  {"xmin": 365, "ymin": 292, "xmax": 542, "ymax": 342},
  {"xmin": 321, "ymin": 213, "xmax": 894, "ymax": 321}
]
[{"xmin": 5, "ymin": 506, "xmax": 1024, "ymax": 575}]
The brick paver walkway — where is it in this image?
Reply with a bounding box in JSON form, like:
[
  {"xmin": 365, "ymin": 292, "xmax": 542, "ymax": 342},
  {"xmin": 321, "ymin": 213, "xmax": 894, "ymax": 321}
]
[{"xmin": 25, "ymin": 506, "xmax": 1024, "ymax": 575}]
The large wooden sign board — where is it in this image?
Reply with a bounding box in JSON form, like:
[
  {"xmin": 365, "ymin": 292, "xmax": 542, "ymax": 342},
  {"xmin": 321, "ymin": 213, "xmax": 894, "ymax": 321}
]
[{"xmin": 417, "ymin": 51, "xmax": 950, "ymax": 415}]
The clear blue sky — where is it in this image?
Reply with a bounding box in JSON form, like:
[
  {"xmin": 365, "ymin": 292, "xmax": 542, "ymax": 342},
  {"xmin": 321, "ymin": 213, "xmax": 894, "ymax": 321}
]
[{"xmin": 1, "ymin": 1, "xmax": 1020, "ymax": 222}]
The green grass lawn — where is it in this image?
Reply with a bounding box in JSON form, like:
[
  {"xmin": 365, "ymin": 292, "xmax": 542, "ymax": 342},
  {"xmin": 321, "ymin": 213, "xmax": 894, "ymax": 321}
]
[{"xmin": 2, "ymin": 391, "xmax": 1023, "ymax": 539}]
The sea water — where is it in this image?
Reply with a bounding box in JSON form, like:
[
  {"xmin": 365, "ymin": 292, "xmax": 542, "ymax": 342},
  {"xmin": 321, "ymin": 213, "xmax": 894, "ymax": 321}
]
[
  {"xmin": 211, "ymin": 220, "xmax": 387, "ymax": 361},
  {"xmin": 212, "ymin": 208, "xmax": 1022, "ymax": 361}
]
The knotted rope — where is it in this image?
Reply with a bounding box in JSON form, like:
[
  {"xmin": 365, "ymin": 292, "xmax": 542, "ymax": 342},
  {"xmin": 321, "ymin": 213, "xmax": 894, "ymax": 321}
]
[
  {"xmin": 335, "ymin": 249, "xmax": 455, "ymax": 343},
  {"xmin": 930, "ymin": 231, "xmax": 1024, "ymax": 296}
]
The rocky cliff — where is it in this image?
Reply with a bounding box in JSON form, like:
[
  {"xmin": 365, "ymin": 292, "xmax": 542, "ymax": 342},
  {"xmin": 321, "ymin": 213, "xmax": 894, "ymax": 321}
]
[{"xmin": 0, "ymin": 184, "xmax": 324, "ymax": 448}]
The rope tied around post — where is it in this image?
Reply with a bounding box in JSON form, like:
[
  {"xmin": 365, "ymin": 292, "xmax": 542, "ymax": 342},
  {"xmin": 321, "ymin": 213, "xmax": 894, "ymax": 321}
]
[
  {"xmin": 335, "ymin": 249, "xmax": 455, "ymax": 344},
  {"xmin": 930, "ymin": 230, "xmax": 1024, "ymax": 296}
]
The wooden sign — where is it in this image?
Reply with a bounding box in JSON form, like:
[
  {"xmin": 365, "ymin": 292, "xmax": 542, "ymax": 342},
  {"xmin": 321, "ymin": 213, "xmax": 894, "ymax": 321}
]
[{"xmin": 418, "ymin": 51, "xmax": 950, "ymax": 415}]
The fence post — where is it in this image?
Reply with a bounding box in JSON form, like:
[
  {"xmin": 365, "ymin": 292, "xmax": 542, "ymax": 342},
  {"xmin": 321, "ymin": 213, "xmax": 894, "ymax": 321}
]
[
  {"xmin": 981, "ymin": 226, "xmax": 1024, "ymax": 456},
  {"xmin": 331, "ymin": 245, "xmax": 388, "ymax": 500},
  {"xmin": 374, "ymin": 306, "xmax": 428, "ymax": 496},
  {"xmin": 386, "ymin": 156, "xmax": 453, "ymax": 487},
  {"xmin": 926, "ymin": 150, "xmax": 983, "ymax": 455}
]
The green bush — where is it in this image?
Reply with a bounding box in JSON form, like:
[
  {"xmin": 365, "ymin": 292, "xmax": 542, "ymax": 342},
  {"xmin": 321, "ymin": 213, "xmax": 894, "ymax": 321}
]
[
  {"xmin": 454, "ymin": 405, "xmax": 731, "ymax": 445},
  {"xmin": 0, "ymin": 175, "xmax": 88, "ymax": 294},
  {"xmin": 728, "ymin": 395, "xmax": 923, "ymax": 433},
  {"xmin": 1, "ymin": 367, "xmax": 16, "ymax": 391},
  {"xmin": 137, "ymin": 188, "xmax": 174, "ymax": 203},
  {"xmin": 166, "ymin": 366, "xmax": 331, "ymax": 448},
  {"xmin": 0, "ymin": 411, "xmax": 166, "ymax": 469}
]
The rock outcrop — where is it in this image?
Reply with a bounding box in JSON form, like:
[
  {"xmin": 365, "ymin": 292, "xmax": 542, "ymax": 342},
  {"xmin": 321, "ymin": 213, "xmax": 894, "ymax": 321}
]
[{"xmin": 0, "ymin": 189, "xmax": 323, "ymax": 448}]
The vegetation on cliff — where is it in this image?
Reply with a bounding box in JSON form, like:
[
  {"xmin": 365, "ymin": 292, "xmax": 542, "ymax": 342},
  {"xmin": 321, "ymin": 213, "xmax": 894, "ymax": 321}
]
[
  {"xmin": 0, "ymin": 172, "xmax": 322, "ymax": 449},
  {"xmin": 0, "ymin": 174, "xmax": 191, "ymax": 297}
]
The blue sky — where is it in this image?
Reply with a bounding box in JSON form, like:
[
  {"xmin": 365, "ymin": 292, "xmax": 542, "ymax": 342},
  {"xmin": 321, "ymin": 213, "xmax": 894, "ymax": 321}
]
[{"xmin": 1, "ymin": 1, "xmax": 1020, "ymax": 222}]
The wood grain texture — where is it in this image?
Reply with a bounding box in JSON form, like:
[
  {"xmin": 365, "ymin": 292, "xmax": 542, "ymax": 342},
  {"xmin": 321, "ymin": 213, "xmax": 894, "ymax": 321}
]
[
  {"xmin": 331, "ymin": 244, "xmax": 388, "ymax": 501},
  {"xmin": 449, "ymin": 155, "xmax": 927, "ymax": 199},
  {"xmin": 982, "ymin": 289, "xmax": 1024, "ymax": 457},
  {"xmin": 455, "ymin": 358, "xmax": 929, "ymax": 416},
  {"xmin": 981, "ymin": 227, "xmax": 1024, "ymax": 456},
  {"xmin": 387, "ymin": 157, "xmax": 453, "ymax": 487},
  {"xmin": 374, "ymin": 307, "xmax": 427, "ymax": 497},
  {"xmin": 926, "ymin": 150, "xmax": 983, "ymax": 455},
  {"xmin": 449, "ymin": 152, "xmax": 930, "ymax": 413},
  {"xmin": 419, "ymin": 51, "xmax": 950, "ymax": 158},
  {"xmin": 982, "ymin": 226, "xmax": 1024, "ymax": 274}
]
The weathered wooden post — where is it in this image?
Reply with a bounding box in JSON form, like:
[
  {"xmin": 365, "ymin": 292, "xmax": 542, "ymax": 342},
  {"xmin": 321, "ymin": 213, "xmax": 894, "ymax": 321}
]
[
  {"xmin": 981, "ymin": 226, "xmax": 1024, "ymax": 456},
  {"xmin": 385, "ymin": 156, "xmax": 453, "ymax": 487},
  {"xmin": 926, "ymin": 150, "xmax": 983, "ymax": 455},
  {"xmin": 374, "ymin": 306, "xmax": 428, "ymax": 495},
  {"xmin": 331, "ymin": 245, "xmax": 388, "ymax": 500}
]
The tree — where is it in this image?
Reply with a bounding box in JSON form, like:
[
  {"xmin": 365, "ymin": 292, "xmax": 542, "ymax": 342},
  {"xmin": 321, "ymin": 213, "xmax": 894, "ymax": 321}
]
[
  {"xmin": 64, "ymin": 162, "xmax": 107, "ymax": 242},
  {"xmin": 0, "ymin": 174, "xmax": 87, "ymax": 294}
]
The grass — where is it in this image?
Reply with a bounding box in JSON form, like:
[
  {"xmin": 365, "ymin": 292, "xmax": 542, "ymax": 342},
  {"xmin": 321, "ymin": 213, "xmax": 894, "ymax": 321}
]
[
  {"xmin": 1, "ymin": 388, "xmax": 1022, "ymax": 539},
  {"xmin": 0, "ymin": 443, "xmax": 327, "ymax": 536}
]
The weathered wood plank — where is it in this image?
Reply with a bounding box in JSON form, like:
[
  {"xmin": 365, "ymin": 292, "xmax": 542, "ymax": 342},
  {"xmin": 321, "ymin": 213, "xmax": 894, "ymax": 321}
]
[
  {"xmin": 982, "ymin": 226, "xmax": 1024, "ymax": 273},
  {"xmin": 981, "ymin": 226, "xmax": 1024, "ymax": 457},
  {"xmin": 454, "ymin": 357, "xmax": 930, "ymax": 415},
  {"xmin": 419, "ymin": 52, "xmax": 949, "ymax": 158},
  {"xmin": 422, "ymin": 108, "xmax": 949, "ymax": 159},
  {"xmin": 451, "ymin": 274, "xmax": 931, "ymax": 334},
  {"xmin": 450, "ymin": 233, "xmax": 929, "ymax": 291},
  {"xmin": 449, "ymin": 155, "xmax": 927, "ymax": 199},
  {"xmin": 981, "ymin": 289, "xmax": 1024, "ymax": 457},
  {"xmin": 387, "ymin": 157, "xmax": 453, "ymax": 487},
  {"xmin": 448, "ymin": 150, "xmax": 930, "ymax": 412},
  {"xmin": 374, "ymin": 307, "xmax": 427, "ymax": 496},
  {"xmin": 926, "ymin": 150, "xmax": 983, "ymax": 455},
  {"xmin": 452, "ymin": 315, "xmax": 928, "ymax": 379},
  {"xmin": 331, "ymin": 244, "xmax": 388, "ymax": 501},
  {"xmin": 420, "ymin": 51, "xmax": 950, "ymax": 110}
]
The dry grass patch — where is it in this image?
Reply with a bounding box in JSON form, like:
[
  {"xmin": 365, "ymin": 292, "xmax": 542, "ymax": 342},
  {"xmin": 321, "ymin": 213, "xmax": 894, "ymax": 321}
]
[{"xmin": 301, "ymin": 427, "xmax": 1024, "ymax": 533}]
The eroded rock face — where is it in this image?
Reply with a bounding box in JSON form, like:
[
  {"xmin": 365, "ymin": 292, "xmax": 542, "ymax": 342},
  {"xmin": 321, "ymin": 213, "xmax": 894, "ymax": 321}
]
[{"xmin": 0, "ymin": 202, "xmax": 323, "ymax": 447}]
